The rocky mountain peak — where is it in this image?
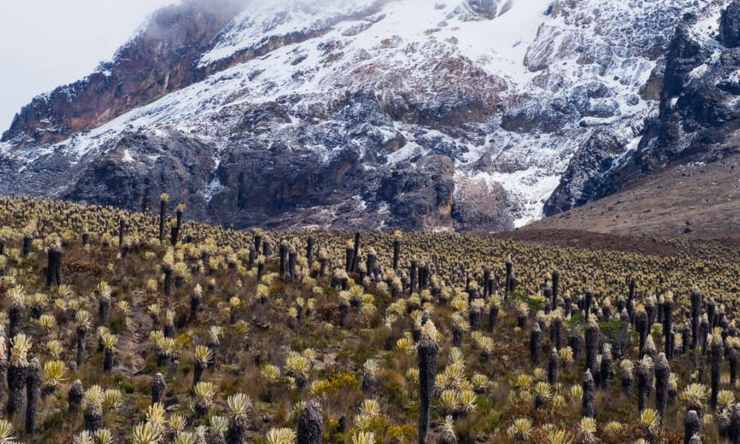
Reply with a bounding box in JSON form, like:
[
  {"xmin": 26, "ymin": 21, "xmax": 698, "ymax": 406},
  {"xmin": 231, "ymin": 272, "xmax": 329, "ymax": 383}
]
[
  {"xmin": 1, "ymin": 0, "xmax": 734, "ymax": 232},
  {"xmin": 2, "ymin": 0, "xmax": 243, "ymax": 145}
]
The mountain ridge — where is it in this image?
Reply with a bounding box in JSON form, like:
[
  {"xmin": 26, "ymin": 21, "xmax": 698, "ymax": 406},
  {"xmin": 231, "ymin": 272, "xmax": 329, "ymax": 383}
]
[{"xmin": 1, "ymin": 0, "xmax": 734, "ymax": 235}]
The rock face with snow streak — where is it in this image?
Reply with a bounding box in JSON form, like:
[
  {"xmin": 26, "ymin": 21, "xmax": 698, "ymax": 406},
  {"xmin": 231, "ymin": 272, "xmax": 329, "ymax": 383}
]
[
  {"xmin": 548, "ymin": 3, "xmax": 740, "ymax": 212},
  {"xmin": 0, "ymin": 0, "xmax": 731, "ymax": 231},
  {"xmin": 543, "ymin": 129, "xmax": 629, "ymax": 216}
]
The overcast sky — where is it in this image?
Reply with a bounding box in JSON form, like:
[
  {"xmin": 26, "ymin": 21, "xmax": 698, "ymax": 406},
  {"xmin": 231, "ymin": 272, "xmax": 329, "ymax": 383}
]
[{"xmin": 0, "ymin": 0, "xmax": 177, "ymax": 133}]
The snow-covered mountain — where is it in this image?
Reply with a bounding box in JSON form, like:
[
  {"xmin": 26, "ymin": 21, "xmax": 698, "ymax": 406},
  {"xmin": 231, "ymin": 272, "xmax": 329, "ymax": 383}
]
[{"xmin": 0, "ymin": 0, "xmax": 732, "ymax": 231}]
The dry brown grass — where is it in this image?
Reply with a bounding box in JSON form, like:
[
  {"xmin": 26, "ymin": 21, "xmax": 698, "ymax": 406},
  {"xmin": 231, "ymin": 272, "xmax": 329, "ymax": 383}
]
[{"xmin": 0, "ymin": 197, "xmax": 734, "ymax": 443}]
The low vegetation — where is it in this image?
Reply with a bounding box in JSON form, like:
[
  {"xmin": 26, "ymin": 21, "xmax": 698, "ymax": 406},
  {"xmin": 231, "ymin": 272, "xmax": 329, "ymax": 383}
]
[{"xmin": 0, "ymin": 196, "xmax": 736, "ymax": 443}]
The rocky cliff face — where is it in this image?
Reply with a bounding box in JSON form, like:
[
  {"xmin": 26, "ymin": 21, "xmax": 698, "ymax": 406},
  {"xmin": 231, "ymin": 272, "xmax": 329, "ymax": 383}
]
[
  {"xmin": 545, "ymin": 0, "xmax": 740, "ymax": 213},
  {"xmin": 0, "ymin": 0, "xmax": 731, "ymax": 231}
]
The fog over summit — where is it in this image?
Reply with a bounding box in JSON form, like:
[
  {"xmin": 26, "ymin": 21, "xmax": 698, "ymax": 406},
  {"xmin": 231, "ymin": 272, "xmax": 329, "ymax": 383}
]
[{"xmin": 0, "ymin": 0, "xmax": 177, "ymax": 130}]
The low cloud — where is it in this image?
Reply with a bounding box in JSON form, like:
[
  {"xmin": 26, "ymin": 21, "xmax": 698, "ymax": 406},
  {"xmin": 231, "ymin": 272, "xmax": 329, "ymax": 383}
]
[
  {"xmin": 0, "ymin": 0, "xmax": 177, "ymax": 131},
  {"xmin": 0, "ymin": 0, "xmax": 382, "ymax": 132}
]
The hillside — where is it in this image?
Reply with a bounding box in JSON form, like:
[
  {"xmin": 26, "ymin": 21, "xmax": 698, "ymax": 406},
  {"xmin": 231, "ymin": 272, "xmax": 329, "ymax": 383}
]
[
  {"xmin": 0, "ymin": 196, "xmax": 736, "ymax": 442},
  {"xmin": 1, "ymin": 0, "xmax": 725, "ymax": 232},
  {"xmin": 528, "ymin": 153, "xmax": 740, "ymax": 241}
]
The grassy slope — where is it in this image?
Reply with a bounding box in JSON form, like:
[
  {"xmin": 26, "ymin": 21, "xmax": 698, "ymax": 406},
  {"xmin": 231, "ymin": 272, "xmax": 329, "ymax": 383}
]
[
  {"xmin": 528, "ymin": 155, "xmax": 740, "ymax": 242},
  {"xmin": 0, "ymin": 197, "xmax": 736, "ymax": 443}
]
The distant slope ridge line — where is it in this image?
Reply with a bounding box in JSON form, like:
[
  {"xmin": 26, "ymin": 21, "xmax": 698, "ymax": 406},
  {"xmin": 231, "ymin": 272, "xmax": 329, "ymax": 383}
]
[{"xmin": 0, "ymin": 0, "xmax": 726, "ymax": 235}]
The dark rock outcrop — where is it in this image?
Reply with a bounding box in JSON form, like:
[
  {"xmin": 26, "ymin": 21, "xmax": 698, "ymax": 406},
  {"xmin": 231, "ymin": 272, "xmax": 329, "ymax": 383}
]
[
  {"xmin": 64, "ymin": 130, "xmax": 216, "ymax": 219},
  {"xmin": 547, "ymin": 6, "xmax": 740, "ymax": 215},
  {"xmin": 0, "ymin": 0, "xmax": 723, "ymax": 232},
  {"xmin": 452, "ymin": 178, "xmax": 514, "ymax": 232},
  {"xmin": 544, "ymin": 130, "xmax": 627, "ymax": 216},
  {"xmin": 605, "ymin": 15, "xmax": 740, "ymax": 191},
  {"xmin": 501, "ymin": 98, "xmax": 573, "ymax": 133},
  {"xmin": 467, "ymin": 0, "xmax": 499, "ymax": 18}
]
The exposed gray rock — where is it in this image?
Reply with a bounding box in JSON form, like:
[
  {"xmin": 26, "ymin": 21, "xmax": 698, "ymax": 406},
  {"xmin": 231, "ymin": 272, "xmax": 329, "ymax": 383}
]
[
  {"xmin": 378, "ymin": 156, "xmax": 456, "ymax": 229},
  {"xmin": 720, "ymin": 0, "xmax": 740, "ymax": 48},
  {"xmin": 544, "ymin": 130, "xmax": 627, "ymax": 216},
  {"xmin": 584, "ymin": 99, "xmax": 620, "ymax": 119},
  {"xmin": 501, "ymin": 99, "xmax": 573, "ymax": 133},
  {"xmin": 65, "ymin": 130, "xmax": 215, "ymax": 219},
  {"xmin": 549, "ymin": 7, "xmax": 740, "ymax": 214},
  {"xmin": 452, "ymin": 178, "xmax": 514, "ymax": 232},
  {"xmin": 467, "ymin": 0, "xmax": 499, "ymax": 18}
]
